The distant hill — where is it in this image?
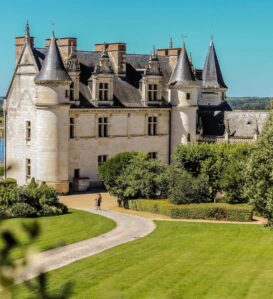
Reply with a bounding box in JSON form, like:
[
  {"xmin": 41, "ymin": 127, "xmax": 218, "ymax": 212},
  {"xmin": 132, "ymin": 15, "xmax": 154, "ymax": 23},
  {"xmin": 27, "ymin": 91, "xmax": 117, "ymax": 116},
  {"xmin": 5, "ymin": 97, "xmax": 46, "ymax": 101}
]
[{"xmin": 227, "ymin": 97, "xmax": 273, "ymax": 110}]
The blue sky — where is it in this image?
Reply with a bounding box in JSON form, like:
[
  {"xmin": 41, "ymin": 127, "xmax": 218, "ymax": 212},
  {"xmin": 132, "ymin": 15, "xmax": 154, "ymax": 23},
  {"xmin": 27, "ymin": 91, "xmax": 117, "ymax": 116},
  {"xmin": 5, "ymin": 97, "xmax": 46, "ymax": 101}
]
[{"xmin": 0, "ymin": 0, "xmax": 273, "ymax": 97}]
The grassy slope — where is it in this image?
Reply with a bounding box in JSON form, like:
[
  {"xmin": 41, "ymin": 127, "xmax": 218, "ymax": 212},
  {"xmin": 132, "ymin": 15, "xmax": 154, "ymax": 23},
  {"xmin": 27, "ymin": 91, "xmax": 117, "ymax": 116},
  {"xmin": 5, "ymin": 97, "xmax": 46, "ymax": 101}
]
[
  {"xmin": 14, "ymin": 221, "xmax": 273, "ymax": 299},
  {"xmin": 0, "ymin": 209, "xmax": 116, "ymax": 260}
]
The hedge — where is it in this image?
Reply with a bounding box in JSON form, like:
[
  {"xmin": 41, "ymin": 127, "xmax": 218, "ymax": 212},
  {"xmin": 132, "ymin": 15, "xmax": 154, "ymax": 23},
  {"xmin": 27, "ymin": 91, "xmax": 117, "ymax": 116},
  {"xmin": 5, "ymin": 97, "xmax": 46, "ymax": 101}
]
[{"xmin": 128, "ymin": 200, "xmax": 253, "ymax": 222}]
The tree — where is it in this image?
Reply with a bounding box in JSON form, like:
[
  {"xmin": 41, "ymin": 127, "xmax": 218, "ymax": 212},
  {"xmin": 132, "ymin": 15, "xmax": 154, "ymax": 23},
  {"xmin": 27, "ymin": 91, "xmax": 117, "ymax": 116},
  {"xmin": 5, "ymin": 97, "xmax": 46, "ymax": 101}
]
[
  {"xmin": 99, "ymin": 152, "xmax": 168, "ymax": 206},
  {"xmin": 244, "ymin": 112, "xmax": 273, "ymax": 225}
]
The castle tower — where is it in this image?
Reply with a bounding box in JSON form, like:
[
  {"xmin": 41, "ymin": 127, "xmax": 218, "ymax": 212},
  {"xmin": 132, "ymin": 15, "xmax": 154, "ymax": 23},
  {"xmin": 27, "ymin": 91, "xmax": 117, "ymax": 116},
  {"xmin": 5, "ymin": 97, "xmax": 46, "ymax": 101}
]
[
  {"xmin": 201, "ymin": 39, "xmax": 228, "ymax": 106},
  {"xmin": 169, "ymin": 42, "xmax": 200, "ymax": 153},
  {"xmin": 34, "ymin": 32, "xmax": 71, "ymax": 193}
]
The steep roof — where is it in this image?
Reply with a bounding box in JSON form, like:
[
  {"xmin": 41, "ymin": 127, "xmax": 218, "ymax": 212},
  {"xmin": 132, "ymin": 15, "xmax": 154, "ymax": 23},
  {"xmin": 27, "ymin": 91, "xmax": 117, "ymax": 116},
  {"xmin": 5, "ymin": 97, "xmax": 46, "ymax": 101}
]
[
  {"xmin": 168, "ymin": 43, "xmax": 195, "ymax": 85},
  {"xmin": 35, "ymin": 33, "xmax": 71, "ymax": 84},
  {"xmin": 203, "ymin": 41, "xmax": 227, "ymax": 88}
]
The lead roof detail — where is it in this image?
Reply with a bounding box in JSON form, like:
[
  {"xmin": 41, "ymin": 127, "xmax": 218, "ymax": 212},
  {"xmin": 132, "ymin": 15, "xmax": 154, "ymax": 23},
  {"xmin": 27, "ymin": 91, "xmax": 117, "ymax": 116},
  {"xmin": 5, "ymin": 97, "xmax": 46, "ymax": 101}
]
[
  {"xmin": 168, "ymin": 43, "xmax": 195, "ymax": 85},
  {"xmin": 35, "ymin": 33, "xmax": 71, "ymax": 84},
  {"xmin": 202, "ymin": 41, "xmax": 227, "ymax": 89}
]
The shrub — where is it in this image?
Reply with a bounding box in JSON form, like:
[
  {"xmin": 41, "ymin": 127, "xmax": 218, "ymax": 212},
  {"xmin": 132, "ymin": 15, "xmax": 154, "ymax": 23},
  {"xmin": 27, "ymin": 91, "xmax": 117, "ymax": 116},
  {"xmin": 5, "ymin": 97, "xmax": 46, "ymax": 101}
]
[
  {"xmin": 128, "ymin": 200, "xmax": 253, "ymax": 222},
  {"xmin": 8, "ymin": 203, "xmax": 37, "ymax": 218},
  {"xmin": 0, "ymin": 178, "xmax": 68, "ymax": 218},
  {"xmin": 38, "ymin": 204, "xmax": 67, "ymax": 217}
]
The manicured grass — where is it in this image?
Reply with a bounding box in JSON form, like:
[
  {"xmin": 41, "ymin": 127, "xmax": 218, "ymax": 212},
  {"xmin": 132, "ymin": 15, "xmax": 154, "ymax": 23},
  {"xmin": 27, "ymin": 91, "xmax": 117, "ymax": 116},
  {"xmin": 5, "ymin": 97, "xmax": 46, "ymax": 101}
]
[
  {"xmin": 0, "ymin": 209, "xmax": 116, "ymax": 260},
  {"xmin": 14, "ymin": 221, "xmax": 273, "ymax": 299}
]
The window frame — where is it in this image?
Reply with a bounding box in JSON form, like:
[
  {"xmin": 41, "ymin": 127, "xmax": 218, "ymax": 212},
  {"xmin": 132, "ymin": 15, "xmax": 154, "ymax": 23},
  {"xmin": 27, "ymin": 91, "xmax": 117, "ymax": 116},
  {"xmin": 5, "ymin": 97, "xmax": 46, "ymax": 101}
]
[
  {"xmin": 98, "ymin": 117, "xmax": 109, "ymax": 138},
  {"xmin": 98, "ymin": 83, "xmax": 109, "ymax": 101},
  {"xmin": 148, "ymin": 152, "xmax": 158, "ymax": 159},
  {"xmin": 148, "ymin": 84, "xmax": 158, "ymax": 101},
  {"xmin": 148, "ymin": 116, "xmax": 158, "ymax": 136},
  {"xmin": 26, "ymin": 158, "xmax": 31, "ymax": 179},
  {"xmin": 70, "ymin": 117, "xmax": 75, "ymax": 139},
  {"xmin": 26, "ymin": 121, "xmax": 31, "ymax": 141},
  {"xmin": 98, "ymin": 155, "xmax": 108, "ymax": 167}
]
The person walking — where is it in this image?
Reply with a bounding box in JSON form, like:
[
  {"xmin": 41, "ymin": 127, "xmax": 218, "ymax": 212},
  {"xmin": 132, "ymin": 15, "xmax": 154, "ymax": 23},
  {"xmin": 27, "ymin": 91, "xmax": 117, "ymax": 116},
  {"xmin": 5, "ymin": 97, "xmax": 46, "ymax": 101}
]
[{"xmin": 95, "ymin": 193, "xmax": 102, "ymax": 211}]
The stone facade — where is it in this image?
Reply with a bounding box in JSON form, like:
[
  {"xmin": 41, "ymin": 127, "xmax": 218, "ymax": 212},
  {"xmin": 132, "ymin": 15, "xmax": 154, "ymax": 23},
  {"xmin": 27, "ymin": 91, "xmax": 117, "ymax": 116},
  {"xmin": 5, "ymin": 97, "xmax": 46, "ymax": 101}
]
[{"xmin": 4, "ymin": 24, "xmax": 269, "ymax": 193}]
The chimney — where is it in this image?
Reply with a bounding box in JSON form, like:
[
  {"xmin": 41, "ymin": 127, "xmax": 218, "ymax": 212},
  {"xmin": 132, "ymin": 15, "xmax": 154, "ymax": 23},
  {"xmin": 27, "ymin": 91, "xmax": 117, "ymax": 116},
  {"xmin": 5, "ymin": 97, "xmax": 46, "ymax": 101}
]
[
  {"xmin": 46, "ymin": 37, "xmax": 77, "ymax": 61},
  {"xmin": 15, "ymin": 36, "xmax": 34, "ymax": 63},
  {"xmin": 95, "ymin": 43, "xmax": 126, "ymax": 75},
  {"xmin": 157, "ymin": 48, "xmax": 181, "ymax": 69}
]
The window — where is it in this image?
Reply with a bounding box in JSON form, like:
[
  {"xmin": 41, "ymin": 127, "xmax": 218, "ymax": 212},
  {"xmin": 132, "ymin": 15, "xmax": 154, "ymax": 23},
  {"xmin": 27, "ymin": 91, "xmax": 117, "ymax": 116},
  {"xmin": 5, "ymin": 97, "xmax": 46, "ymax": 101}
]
[
  {"xmin": 99, "ymin": 83, "xmax": 109, "ymax": 101},
  {"xmin": 98, "ymin": 155, "xmax": 107, "ymax": 166},
  {"xmin": 26, "ymin": 121, "xmax": 31, "ymax": 141},
  {"xmin": 26, "ymin": 159, "xmax": 31, "ymax": 178},
  {"xmin": 98, "ymin": 117, "xmax": 109, "ymax": 137},
  {"xmin": 148, "ymin": 116, "xmax": 157, "ymax": 136},
  {"xmin": 148, "ymin": 152, "xmax": 157, "ymax": 159},
  {"xmin": 70, "ymin": 118, "xmax": 75, "ymax": 139},
  {"xmin": 222, "ymin": 92, "xmax": 225, "ymax": 101},
  {"xmin": 74, "ymin": 169, "xmax": 80, "ymax": 179},
  {"xmin": 148, "ymin": 84, "xmax": 158, "ymax": 101},
  {"xmin": 186, "ymin": 93, "xmax": 191, "ymax": 100},
  {"xmin": 187, "ymin": 133, "xmax": 191, "ymax": 142},
  {"xmin": 70, "ymin": 82, "xmax": 74, "ymax": 101},
  {"xmin": 65, "ymin": 89, "xmax": 69, "ymax": 98}
]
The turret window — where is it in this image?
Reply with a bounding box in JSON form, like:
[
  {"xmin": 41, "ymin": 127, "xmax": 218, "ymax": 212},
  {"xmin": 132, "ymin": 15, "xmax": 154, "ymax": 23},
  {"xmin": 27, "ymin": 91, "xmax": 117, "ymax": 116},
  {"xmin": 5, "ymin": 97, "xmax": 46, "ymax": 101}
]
[
  {"xmin": 70, "ymin": 118, "xmax": 75, "ymax": 139},
  {"xmin": 99, "ymin": 83, "xmax": 109, "ymax": 101},
  {"xmin": 98, "ymin": 117, "xmax": 109, "ymax": 137},
  {"xmin": 26, "ymin": 121, "xmax": 31, "ymax": 141},
  {"xmin": 26, "ymin": 159, "xmax": 31, "ymax": 179},
  {"xmin": 70, "ymin": 82, "xmax": 74, "ymax": 101},
  {"xmin": 148, "ymin": 84, "xmax": 158, "ymax": 101},
  {"xmin": 148, "ymin": 116, "xmax": 158, "ymax": 136}
]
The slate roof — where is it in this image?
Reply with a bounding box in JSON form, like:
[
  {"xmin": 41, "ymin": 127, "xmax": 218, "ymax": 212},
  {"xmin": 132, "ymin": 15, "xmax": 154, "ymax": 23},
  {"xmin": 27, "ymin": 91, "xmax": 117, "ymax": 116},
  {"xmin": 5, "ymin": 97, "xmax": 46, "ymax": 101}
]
[
  {"xmin": 33, "ymin": 48, "xmax": 172, "ymax": 108},
  {"xmin": 35, "ymin": 34, "xmax": 71, "ymax": 84},
  {"xmin": 203, "ymin": 41, "xmax": 227, "ymax": 89},
  {"xmin": 168, "ymin": 44, "xmax": 195, "ymax": 85},
  {"xmin": 199, "ymin": 109, "xmax": 269, "ymax": 137}
]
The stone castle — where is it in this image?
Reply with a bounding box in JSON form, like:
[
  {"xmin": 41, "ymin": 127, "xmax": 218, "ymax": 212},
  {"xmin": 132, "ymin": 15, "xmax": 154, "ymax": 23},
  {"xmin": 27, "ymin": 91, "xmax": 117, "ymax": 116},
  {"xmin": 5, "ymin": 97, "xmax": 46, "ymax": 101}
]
[{"xmin": 4, "ymin": 23, "xmax": 269, "ymax": 193}]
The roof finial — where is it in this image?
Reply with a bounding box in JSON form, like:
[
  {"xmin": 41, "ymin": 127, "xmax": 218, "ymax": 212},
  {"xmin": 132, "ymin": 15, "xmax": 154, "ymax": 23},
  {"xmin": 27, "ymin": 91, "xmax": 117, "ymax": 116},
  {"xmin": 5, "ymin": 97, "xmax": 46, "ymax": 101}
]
[
  {"xmin": 210, "ymin": 34, "xmax": 214, "ymax": 45},
  {"xmin": 169, "ymin": 35, "xmax": 173, "ymax": 49},
  {"xmin": 51, "ymin": 21, "xmax": 55, "ymax": 37},
  {"xmin": 25, "ymin": 20, "xmax": 30, "ymax": 43},
  {"xmin": 181, "ymin": 34, "xmax": 187, "ymax": 48}
]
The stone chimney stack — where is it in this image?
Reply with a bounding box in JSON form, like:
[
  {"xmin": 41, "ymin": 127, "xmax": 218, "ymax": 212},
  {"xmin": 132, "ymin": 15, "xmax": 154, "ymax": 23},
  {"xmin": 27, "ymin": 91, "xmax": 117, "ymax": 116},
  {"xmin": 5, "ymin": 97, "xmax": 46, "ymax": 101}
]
[
  {"xmin": 46, "ymin": 37, "xmax": 77, "ymax": 61},
  {"xmin": 15, "ymin": 36, "xmax": 34, "ymax": 63},
  {"xmin": 157, "ymin": 48, "xmax": 181, "ymax": 69},
  {"xmin": 95, "ymin": 43, "xmax": 126, "ymax": 75}
]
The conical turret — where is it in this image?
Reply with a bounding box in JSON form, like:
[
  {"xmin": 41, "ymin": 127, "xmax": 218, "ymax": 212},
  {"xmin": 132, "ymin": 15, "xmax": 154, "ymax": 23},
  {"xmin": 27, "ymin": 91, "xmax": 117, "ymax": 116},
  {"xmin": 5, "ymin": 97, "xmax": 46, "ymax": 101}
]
[
  {"xmin": 35, "ymin": 32, "xmax": 71, "ymax": 84},
  {"xmin": 169, "ymin": 43, "xmax": 195, "ymax": 85},
  {"xmin": 203, "ymin": 40, "xmax": 227, "ymax": 88}
]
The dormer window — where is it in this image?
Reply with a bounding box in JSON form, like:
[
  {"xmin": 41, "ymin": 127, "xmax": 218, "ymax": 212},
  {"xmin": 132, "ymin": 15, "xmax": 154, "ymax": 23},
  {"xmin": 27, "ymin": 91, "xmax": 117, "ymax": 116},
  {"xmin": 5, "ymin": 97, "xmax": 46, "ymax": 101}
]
[
  {"xmin": 99, "ymin": 83, "xmax": 109, "ymax": 101},
  {"xmin": 148, "ymin": 84, "xmax": 158, "ymax": 101}
]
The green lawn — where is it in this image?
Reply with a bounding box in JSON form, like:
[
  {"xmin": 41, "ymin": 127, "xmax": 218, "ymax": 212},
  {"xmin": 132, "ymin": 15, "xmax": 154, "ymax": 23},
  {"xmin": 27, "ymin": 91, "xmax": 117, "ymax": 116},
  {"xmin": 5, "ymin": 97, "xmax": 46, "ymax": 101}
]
[
  {"xmin": 0, "ymin": 209, "xmax": 116, "ymax": 260},
  {"xmin": 13, "ymin": 221, "xmax": 273, "ymax": 299}
]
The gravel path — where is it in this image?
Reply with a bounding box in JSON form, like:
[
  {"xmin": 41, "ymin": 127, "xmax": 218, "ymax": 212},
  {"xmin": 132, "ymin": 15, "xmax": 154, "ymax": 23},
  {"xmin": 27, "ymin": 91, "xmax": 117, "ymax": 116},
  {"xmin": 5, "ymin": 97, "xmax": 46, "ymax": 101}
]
[{"xmin": 17, "ymin": 208, "xmax": 155, "ymax": 283}]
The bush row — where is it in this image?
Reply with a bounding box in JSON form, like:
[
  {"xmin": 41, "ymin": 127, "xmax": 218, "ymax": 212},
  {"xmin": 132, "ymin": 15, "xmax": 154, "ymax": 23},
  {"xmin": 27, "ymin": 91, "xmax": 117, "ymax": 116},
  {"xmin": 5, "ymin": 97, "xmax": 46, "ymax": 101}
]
[
  {"xmin": 128, "ymin": 200, "xmax": 253, "ymax": 222},
  {"xmin": 0, "ymin": 178, "xmax": 68, "ymax": 218}
]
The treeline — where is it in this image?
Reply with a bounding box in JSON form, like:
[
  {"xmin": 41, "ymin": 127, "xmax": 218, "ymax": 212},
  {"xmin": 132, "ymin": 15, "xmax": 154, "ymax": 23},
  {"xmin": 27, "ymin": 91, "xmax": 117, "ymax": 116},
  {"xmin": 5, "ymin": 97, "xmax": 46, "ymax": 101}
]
[{"xmin": 227, "ymin": 97, "xmax": 273, "ymax": 110}]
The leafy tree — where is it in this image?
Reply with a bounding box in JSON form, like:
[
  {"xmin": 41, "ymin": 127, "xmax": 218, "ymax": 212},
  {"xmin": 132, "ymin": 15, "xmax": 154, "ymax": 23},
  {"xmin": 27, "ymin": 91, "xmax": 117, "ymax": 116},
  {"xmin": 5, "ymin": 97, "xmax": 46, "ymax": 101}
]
[
  {"xmin": 244, "ymin": 112, "xmax": 273, "ymax": 225},
  {"xmin": 168, "ymin": 165, "xmax": 210, "ymax": 204},
  {"xmin": 99, "ymin": 152, "xmax": 168, "ymax": 206}
]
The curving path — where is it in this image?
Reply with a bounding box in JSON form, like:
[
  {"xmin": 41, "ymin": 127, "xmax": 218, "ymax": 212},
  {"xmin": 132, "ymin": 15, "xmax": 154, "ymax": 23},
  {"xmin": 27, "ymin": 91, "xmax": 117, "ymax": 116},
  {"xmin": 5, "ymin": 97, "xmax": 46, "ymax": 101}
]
[{"xmin": 17, "ymin": 208, "xmax": 155, "ymax": 283}]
